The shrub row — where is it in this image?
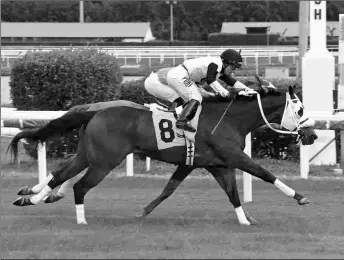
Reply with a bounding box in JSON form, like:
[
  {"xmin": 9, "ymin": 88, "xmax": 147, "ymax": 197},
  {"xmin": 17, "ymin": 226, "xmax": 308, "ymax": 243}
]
[{"xmin": 10, "ymin": 48, "xmax": 123, "ymax": 158}]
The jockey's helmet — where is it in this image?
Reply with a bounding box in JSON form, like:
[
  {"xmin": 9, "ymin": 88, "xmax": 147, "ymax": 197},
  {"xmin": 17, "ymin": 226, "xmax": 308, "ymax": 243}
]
[{"xmin": 220, "ymin": 49, "xmax": 243, "ymax": 69}]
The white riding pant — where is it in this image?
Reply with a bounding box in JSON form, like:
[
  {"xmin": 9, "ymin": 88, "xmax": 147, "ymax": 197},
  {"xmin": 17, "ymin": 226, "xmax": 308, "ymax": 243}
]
[
  {"xmin": 144, "ymin": 72, "xmax": 180, "ymax": 103},
  {"xmin": 166, "ymin": 65, "xmax": 203, "ymax": 103}
]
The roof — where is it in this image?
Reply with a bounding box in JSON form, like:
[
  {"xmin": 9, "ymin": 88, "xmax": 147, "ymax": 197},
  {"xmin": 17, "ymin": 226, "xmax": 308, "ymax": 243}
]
[
  {"xmin": 1, "ymin": 22, "xmax": 151, "ymax": 38},
  {"xmin": 221, "ymin": 21, "xmax": 340, "ymax": 37}
]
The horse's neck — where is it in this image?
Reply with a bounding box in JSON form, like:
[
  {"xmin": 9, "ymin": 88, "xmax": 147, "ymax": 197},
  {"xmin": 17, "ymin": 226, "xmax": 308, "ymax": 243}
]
[
  {"xmin": 203, "ymin": 96, "xmax": 284, "ymax": 135},
  {"xmin": 238, "ymin": 95, "xmax": 285, "ymax": 133}
]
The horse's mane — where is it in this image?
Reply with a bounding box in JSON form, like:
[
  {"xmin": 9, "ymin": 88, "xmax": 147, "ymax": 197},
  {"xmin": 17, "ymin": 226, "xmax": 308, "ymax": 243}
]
[{"xmin": 232, "ymin": 79, "xmax": 283, "ymax": 102}]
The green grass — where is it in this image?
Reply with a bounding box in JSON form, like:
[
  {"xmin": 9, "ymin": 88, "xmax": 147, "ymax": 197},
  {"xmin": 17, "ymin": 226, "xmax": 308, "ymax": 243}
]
[
  {"xmin": 2, "ymin": 173, "xmax": 344, "ymax": 258},
  {"xmin": 2, "ymin": 137, "xmax": 344, "ymax": 258}
]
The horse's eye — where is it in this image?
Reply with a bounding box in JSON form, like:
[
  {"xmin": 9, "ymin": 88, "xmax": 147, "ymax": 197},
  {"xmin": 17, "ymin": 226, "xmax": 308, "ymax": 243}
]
[{"xmin": 297, "ymin": 107, "xmax": 303, "ymax": 117}]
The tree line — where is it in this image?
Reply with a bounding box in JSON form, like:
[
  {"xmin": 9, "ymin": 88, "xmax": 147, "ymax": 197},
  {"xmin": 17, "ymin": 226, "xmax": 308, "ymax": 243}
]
[{"xmin": 1, "ymin": 1, "xmax": 343, "ymax": 41}]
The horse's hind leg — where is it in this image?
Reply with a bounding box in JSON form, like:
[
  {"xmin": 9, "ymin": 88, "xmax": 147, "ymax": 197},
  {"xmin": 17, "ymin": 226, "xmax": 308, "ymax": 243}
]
[
  {"xmin": 17, "ymin": 154, "xmax": 76, "ymax": 196},
  {"xmin": 44, "ymin": 179, "xmax": 71, "ymax": 204},
  {"xmin": 13, "ymin": 151, "xmax": 88, "ymax": 206},
  {"xmin": 17, "ymin": 174, "xmax": 53, "ymax": 196},
  {"xmin": 139, "ymin": 165, "xmax": 194, "ymax": 218},
  {"xmin": 13, "ymin": 127, "xmax": 89, "ymax": 207},
  {"xmin": 72, "ymin": 164, "xmax": 114, "ymax": 225}
]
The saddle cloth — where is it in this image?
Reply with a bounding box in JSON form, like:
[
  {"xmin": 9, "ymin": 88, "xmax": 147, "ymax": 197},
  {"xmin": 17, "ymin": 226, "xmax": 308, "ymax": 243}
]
[{"xmin": 146, "ymin": 103, "xmax": 202, "ymax": 166}]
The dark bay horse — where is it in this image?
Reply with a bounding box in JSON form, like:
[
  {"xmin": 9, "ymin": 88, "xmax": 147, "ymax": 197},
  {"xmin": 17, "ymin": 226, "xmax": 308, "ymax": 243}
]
[{"xmin": 8, "ymin": 85, "xmax": 318, "ymax": 226}]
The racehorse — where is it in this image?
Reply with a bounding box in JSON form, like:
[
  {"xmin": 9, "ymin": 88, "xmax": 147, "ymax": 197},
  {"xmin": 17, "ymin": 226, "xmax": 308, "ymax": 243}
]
[{"xmin": 8, "ymin": 83, "xmax": 318, "ymax": 226}]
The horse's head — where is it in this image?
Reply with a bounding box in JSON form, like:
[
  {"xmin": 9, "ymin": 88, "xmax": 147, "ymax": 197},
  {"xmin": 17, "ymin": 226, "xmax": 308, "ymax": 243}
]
[
  {"xmin": 281, "ymin": 85, "xmax": 317, "ymax": 145},
  {"xmin": 245, "ymin": 76, "xmax": 318, "ymax": 146}
]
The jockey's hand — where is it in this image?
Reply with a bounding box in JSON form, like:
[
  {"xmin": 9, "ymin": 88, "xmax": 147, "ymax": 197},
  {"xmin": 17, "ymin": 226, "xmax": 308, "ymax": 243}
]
[{"xmin": 224, "ymin": 92, "xmax": 236, "ymax": 101}]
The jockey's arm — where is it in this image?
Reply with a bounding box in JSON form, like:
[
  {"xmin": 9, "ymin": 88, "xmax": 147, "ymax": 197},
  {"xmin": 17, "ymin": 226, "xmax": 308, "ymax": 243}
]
[
  {"xmin": 197, "ymin": 86, "xmax": 216, "ymax": 98},
  {"xmin": 206, "ymin": 63, "xmax": 230, "ymax": 97},
  {"xmin": 219, "ymin": 74, "xmax": 251, "ymax": 90}
]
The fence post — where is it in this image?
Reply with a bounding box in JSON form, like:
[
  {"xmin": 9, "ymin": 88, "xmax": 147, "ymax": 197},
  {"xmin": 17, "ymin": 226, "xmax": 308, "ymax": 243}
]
[
  {"xmin": 126, "ymin": 153, "xmax": 134, "ymax": 176},
  {"xmin": 255, "ymin": 52, "xmax": 259, "ymax": 75},
  {"xmin": 160, "ymin": 54, "xmax": 164, "ymax": 63},
  {"xmin": 146, "ymin": 157, "xmax": 151, "ymax": 171},
  {"xmin": 243, "ymin": 133, "xmax": 252, "ymax": 203},
  {"xmin": 300, "ymin": 144, "xmax": 309, "ymax": 179},
  {"xmin": 38, "ymin": 142, "xmax": 47, "ymax": 184}
]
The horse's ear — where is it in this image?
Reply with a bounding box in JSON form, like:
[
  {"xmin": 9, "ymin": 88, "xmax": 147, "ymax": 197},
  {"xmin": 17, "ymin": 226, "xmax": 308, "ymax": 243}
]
[
  {"xmin": 288, "ymin": 85, "xmax": 294, "ymax": 96},
  {"xmin": 254, "ymin": 75, "xmax": 263, "ymax": 85}
]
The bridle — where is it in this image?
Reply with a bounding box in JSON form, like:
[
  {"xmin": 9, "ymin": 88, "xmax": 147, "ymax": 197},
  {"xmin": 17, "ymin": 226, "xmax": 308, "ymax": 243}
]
[
  {"xmin": 211, "ymin": 91, "xmax": 314, "ymax": 137},
  {"xmin": 257, "ymin": 93, "xmax": 300, "ymax": 135}
]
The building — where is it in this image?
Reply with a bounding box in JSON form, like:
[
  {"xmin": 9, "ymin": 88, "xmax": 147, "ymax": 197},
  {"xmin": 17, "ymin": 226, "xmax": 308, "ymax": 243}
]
[
  {"xmin": 1, "ymin": 22, "xmax": 156, "ymax": 42},
  {"xmin": 221, "ymin": 21, "xmax": 340, "ymax": 38}
]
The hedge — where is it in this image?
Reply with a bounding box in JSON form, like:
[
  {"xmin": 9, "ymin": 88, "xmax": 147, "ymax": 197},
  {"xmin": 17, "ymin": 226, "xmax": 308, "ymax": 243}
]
[{"xmin": 10, "ymin": 48, "xmax": 123, "ymax": 158}]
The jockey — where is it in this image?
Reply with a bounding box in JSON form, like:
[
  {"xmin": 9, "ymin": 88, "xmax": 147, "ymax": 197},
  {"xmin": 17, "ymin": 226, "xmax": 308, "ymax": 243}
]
[
  {"xmin": 165, "ymin": 49, "xmax": 253, "ymax": 132},
  {"xmin": 144, "ymin": 67, "xmax": 185, "ymax": 111},
  {"xmin": 144, "ymin": 67, "xmax": 217, "ymax": 112}
]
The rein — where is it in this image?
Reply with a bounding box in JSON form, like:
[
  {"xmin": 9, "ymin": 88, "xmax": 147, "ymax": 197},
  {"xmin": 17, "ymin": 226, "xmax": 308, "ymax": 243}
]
[
  {"xmin": 210, "ymin": 92, "xmax": 300, "ymax": 136},
  {"xmin": 210, "ymin": 98, "xmax": 234, "ymax": 135},
  {"xmin": 256, "ymin": 94, "xmax": 299, "ymax": 135}
]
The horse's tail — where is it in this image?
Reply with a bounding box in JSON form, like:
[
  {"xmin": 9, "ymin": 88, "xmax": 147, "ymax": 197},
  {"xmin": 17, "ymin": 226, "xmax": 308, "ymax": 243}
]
[{"xmin": 7, "ymin": 111, "xmax": 97, "ymax": 162}]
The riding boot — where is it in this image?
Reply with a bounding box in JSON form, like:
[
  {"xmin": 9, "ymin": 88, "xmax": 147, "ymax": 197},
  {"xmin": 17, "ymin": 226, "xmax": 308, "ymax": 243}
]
[
  {"xmin": 168, "ymin": 97, "xmax": 184, "ymax": 112},
  {"xmin": 175, "ymin": 99, "xmax": 200, "ymax": 132}
]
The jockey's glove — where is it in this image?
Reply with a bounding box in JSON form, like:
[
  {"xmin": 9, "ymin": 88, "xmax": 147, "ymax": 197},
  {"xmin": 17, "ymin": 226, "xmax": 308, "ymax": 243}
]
[
  {"xmin": 238, "ymin": 88, "xmax": 258, "ymax": 96},
  {"xmin": 233, "ymin": 81, "xmax": 257, "ymax": 96},
  {"xmin": 233, "ymin": 80, "xmax": 251, "ymax": 90},
  {"xmin": 209, "ymin": 81, "xmax": 230, "ymax": 97}
]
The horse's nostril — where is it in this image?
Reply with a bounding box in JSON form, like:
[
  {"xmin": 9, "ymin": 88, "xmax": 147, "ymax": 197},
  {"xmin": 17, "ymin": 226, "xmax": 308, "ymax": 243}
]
[{"xmin": 312, "ymin": 134, "xmax": 318, "ymax": 140}]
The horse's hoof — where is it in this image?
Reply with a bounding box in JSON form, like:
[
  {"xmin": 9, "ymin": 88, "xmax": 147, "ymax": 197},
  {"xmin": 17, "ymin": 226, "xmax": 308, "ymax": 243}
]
[
  {"xmin": 135, "ymin": 214, "xmax": 144, "ymax": 219},
  {"xmin": 298, "ymin": 197, "xmax": 311, "ymax": 205},
  {"xmin": 239, "ymin": 221, "xmax": 251, "ymax": 226},
  {"xmin": 135, "ymin": 209, "xmax": 148, "ymax": 219},
  {"xmin": 246, "ymin": 216, "xmax": 259, "ymax": 225},
  {"xmin": 17, "ymin": 186, "xmax": 35, "ymax": 196},
  {"xmin": 44, "ymin": 194, "xmax": 64, "ymax": 204},
  {"xmin": 244, "ymin": 210, "xmax": 259, "ymax": 225},
  {"xmin": 13, "ymin": 197, "xmax": 34, "ymax": 206},
  {"xmin": 77, "ymin": 220, "xmax": 88, "ymax": 225}
]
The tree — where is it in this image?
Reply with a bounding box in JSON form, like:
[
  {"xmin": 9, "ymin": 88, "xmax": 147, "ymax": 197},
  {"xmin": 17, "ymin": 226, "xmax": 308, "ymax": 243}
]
[{"xmin": 1, "ymin": 0, "xmax": 341, "ymax": 41}]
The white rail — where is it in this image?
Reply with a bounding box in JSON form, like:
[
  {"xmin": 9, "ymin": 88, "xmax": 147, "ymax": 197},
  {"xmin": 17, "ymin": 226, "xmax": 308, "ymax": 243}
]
[
  {"xmin": 0, "ymin": 109, "xmax": 149, "ymax": 182},
  {"xmin": 0, "ymin": 108, "xmax": 253, "ymax": 203},
  {"xmin": 2, "ymin": 47, "xmax": 339, "ymax": 71}
]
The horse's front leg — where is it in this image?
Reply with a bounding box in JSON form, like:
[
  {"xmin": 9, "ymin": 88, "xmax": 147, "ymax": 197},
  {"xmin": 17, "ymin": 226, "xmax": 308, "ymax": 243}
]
[
  {"xmin": 206, "ymin": 166, "xmax": 258, "ymax": 226},
  {"xmin": 227, "ymin": 148, "xmax": 311, "ymax": 205},
  {"xmin": 138, "ymin": 165, "xmax": 194, "ymax": 218}
]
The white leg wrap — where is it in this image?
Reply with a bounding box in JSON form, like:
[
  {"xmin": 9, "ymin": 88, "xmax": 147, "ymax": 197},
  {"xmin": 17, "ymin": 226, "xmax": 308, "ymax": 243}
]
[
  {"xmin": 274, "ymin": 179, "xmax": 295, "ymax": 197},
  {"xmin": 32, "ymin": 173, "xmax": 53, "ymax": 193},
  {"xmin": 56, "ymin": 180, "xmax": 69, "ymax": 197},
  {"xmin": 235, "ymin": 206, "xmax": 250, "ymax": 225},
  {"xmin": 30, "ymin": 186, "xmax": 52, "ymax": 205},
  {"xmin": 76, "ymin": 204, "xmax": 88, "ymax": 225}
]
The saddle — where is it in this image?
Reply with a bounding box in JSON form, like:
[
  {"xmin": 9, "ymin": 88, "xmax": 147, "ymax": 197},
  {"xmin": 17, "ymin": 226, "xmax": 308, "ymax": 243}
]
[{"xmin": 144, "ymin": 102, "xmax": 202, "ymax": 166}]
